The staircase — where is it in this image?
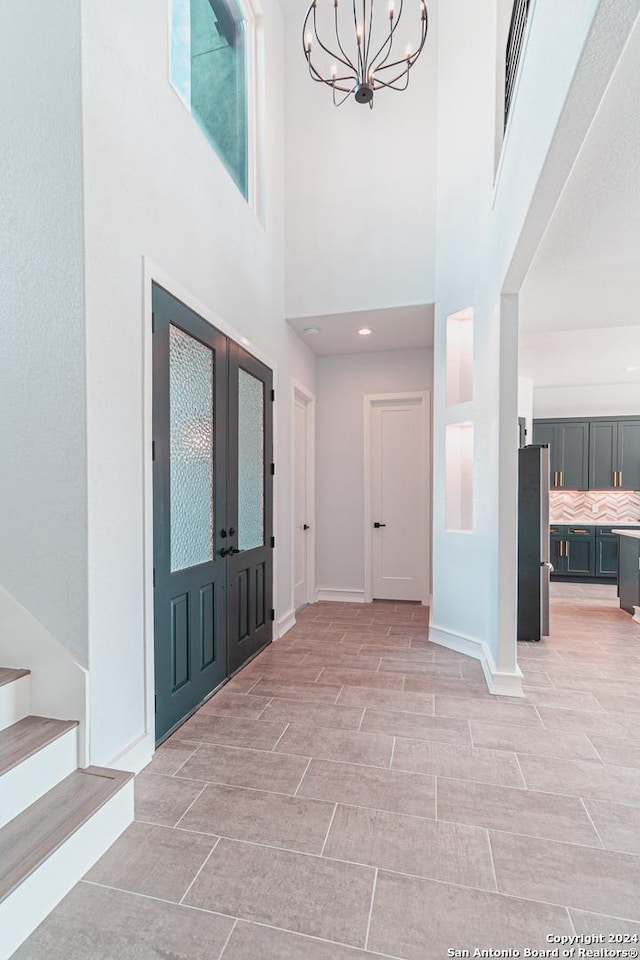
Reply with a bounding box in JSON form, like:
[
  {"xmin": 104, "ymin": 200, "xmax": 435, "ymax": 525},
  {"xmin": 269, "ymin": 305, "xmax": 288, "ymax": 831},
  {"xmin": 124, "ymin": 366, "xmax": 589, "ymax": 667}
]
[{"xmin": 0, "ymin": 667, "xmax": 134, "ymax": 959}]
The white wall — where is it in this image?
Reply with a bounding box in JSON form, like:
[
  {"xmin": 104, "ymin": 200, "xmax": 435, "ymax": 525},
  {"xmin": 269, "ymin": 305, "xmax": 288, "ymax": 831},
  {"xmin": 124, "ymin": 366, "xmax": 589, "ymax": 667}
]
[
  {"xmin": 431, "ymin": 0, "xmax": 637, "ymax": 692},
  {"xmin": 518, "ymin": 377, "xmax": 534, "ymax": 443},
  {"xmin": 534, "ymin": 384, "xmax": 640, "ymax": 419},
  {"xmin": 0, "ymin": 1, "xmax": 88, "ymax": 666},
  {"xmin": 283, "ymin": 4, "xmax": 439, "ymax": 319},
  {"xmin": 315, "ymin": 349, "xmax": 433, "ymax": 595},
  {"xmin": 80, "ymin": 0, "xmax": 315, "ymax": 765}
]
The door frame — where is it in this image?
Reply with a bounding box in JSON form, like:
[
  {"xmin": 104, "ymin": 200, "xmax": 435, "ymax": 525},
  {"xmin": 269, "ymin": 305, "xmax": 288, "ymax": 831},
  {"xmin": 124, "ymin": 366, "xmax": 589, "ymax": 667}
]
[
  {"xmin": 363, "ymin": 391, "xmax": 431, "ymax": 606},
  {"xmin": 291, "ymin": 381, "xmax": 316, "ymax": 611},
  {"xmin": 141, "ymin": 258, "xmax": 278, "ymax": 756}
]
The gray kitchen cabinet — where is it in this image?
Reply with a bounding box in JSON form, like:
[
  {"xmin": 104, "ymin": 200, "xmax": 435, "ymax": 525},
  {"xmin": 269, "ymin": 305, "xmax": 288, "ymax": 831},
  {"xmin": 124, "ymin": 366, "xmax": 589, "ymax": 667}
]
[{"xmin": 532, "ymin": 420, "xmax": 589, "ymax": 490}]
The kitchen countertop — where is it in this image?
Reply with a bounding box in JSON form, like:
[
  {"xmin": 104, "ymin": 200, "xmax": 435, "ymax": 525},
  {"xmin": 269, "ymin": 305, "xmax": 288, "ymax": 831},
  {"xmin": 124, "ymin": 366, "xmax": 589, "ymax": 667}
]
[{"xmin": 612, "ymin": 529, "xmax": 640, "ymax": 540}]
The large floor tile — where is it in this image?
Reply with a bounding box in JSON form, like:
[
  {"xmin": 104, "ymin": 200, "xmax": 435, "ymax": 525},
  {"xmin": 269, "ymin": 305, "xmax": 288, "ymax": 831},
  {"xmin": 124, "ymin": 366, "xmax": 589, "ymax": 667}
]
[
  {"xmin": 361, "ymin": 708, "xmax": 471, "ymax": 744},
  {"xmin": 298, "ymin": 757, "xmax": 435, "ymax": 818},
  {"xmin": 392, "ymin": 738, "xmax": 524, "ymax": 787},
  {"xmin": 12, "ymin": 882, "xmax": 234, "ymax": 960},
  {"xmin": 175, "ymin": 713, "xmax": 288, "ymax": 750},
  {"xmin": 246, "ymin": 678, "xmax": 342, "ymax": 703},
  {"xmin": 490, "ymin": 831, "xmax": 640, "ymax": 921},
  {"xmin": 378, "ymin": 659, "xmax": 462, "ymax": 678},
  {"xmin": 516, "ymin": 688, "xmax": 604, "ymax": 711},
  {"xmin": 258, "ymin": 697, "xmax": 364, "ymax": 730},
  {"xmin": 404, "ymin": 676, "xmax": 492, "ymax": 699},
  {"xmin": 240, "ymin": 663, "xmax": 324, "ymax": 682},
  {"xmin": 85, "ymin": 821, "xmax": 217, "ymax": 902},
  {"xmin": 518, "ymin": 754, "xmax": 640, "ymax": 805},
  {"xmin": 319, "ymin": 667, "xmax": 404, "ymax": 690},
  {"xmin": 434, "ymin": 695, "xmax": 541, "ymax": 726},
  {"xmin": 196, "ymin": 690, "xmax": 272, "ymax": 719},
  {"xmin": 437, "ymin": 777, "xmax": 600, "ymax": 845},
  {"xmin": 570, "ymin": 910, "xmax": 640, "ymax": 936},
  {"xmin": 367, "ymin": 870, "xmax": 573, "ymax": 960},
  {"xmin": 590, "ymin": 735, "xmax": 640, "ymax": 769},
  {"xmin": 184, "ymin": 838, "xmax": 375, "ymax": 948},
  {"xmin": 470, "ymin": 720, "xmax": 599, "ymax": 760},
  {"xmin": 537, "ymin": 705, "xmax": 638, "ymax": 740},
  {"xmin": 176, "ymin": 742, "xmax": 309, "ymax": 793},
  {"xmin": 359, "ymin": 643, "xmax": 432, "ymax": 659},
  {"xmin": 222, "ymin": 921, "xmax": 386, "ymax": 960},
  {"xmin": 178, "ymin": 781, "xmax": 335, "ymax": 853},
  {"xmin": 336, "ymin": 684, "xmax": 435, "ymax": 715},
  {"xmin": 145, "ymin": 738, "xmax": 201, "ymax": 776},
  {"xmin": 274, "ymin": 723, "xmax": 393, "ymax": 767},
  {"xmin": 595, "ymin": 691, "xmax": 640, "ymax": 715},
  {"xmin": 583, "ymin": 798, "xmax": 640, "ymax": 854},
  {"xmin": 323, "ymin": 803, "xmax": 495, "ymax": 890},
  {"xmin": 134, "ymin": 771, "xmax": 206, "ymax": 827}
]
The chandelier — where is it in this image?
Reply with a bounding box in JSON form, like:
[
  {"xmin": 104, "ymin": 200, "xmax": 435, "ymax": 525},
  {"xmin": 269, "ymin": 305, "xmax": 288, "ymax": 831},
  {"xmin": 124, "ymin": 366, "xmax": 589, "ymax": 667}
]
[{"xmin": 303, "ymin": 0, "xmax": 428, "ymax": 108}]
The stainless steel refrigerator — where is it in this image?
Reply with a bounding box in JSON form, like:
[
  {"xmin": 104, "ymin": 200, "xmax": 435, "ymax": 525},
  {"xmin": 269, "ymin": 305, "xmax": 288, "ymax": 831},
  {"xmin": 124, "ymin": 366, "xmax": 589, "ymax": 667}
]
[{"xmin": 517, "ymin": 444, "xmax": 551, "ymax": 642}]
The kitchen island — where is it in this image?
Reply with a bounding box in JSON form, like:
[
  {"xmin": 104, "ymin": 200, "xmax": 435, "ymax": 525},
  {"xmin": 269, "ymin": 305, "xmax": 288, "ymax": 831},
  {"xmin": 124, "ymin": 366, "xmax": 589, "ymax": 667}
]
[{"xmin": 612, "ymin": 529, "xmax": 640, "ymax": 617}]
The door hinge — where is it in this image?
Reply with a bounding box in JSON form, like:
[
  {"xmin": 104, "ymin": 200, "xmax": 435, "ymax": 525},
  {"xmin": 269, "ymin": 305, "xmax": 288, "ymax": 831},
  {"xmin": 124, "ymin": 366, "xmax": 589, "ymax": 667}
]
[
  {"xmin": 154, "ymin": 694, "xmax": 157, "ymax": 713},
  {"xmin": 270, "ymin": 608, "xmax": 275, "ymax": 622},
  {"xmin": 270, "ymin": 463, "xmax": 275, "ymax": 476},
  {"xmin": 152, "ymin": 440, "xmax": 156, "ymax": 461},
  {"xmin": 151, "ymin": 312, "xmax": 156, "ymax": 333},
  {"xmin": 270, "ymin": 389, "xmax": 275, "ymax": 402},
  {"xmin": 153, "ymin": 568, "xmax": 156, "ymax": 588},
  {"xmin": 270, "ymin": 536, "xmax": 275, "ymax": 549}
]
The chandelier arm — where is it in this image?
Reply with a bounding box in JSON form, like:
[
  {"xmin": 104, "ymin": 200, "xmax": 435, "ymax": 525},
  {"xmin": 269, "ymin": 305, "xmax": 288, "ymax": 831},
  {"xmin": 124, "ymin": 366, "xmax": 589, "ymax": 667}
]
[
  {"xmin": 373, "ymin": 15, "xmax": 427, "ymax": 74},
  {"xmin": 306, "ymin": 55, "xmax": 354, "ymax": 91},
  {"xmin": 352, "ymin": 0, "xmax": 364, "ymax": 78},
  {"xmin": 372, "ymin": 69, "xmax": 411, "ymax": 91},
  {"xmin": 333, "ymin": 82, "xmax": 356, "ymax": 106},
  {"xmin": 311, "ymin": 2, "xmax": 357, "ymax": 74},
  {"xmin": 334, "ymin": 2, "xmax": 356, "ymax": 75},
  {"xmin": 368, "ymin": 0, "xmax": 403, "ymax": 73},
  {"xmin": 364, "ymin": 0, "xmax": 374, "ymax": 79}
]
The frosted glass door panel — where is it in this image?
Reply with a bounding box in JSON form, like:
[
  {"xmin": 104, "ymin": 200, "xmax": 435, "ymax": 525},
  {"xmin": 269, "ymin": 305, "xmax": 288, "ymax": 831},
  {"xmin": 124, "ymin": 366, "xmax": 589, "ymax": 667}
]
[
  {"xmin": 237, "ymin": 368, "xmax": 264, "ymax": 551},
  {"xmin": 169, "ymin": 325, "xmax": 214, "ymax": 571}
]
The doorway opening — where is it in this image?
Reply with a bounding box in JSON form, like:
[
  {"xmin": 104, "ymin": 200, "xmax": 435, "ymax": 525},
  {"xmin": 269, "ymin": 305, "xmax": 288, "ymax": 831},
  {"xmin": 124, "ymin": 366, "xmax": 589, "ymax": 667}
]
[
  {"xmin": 152, "ymin": 283, "xmax": 274, "ymax": 743},
  {"xmin": 293, "ymin": 383, "xmax": 315, "ymax": 611}
]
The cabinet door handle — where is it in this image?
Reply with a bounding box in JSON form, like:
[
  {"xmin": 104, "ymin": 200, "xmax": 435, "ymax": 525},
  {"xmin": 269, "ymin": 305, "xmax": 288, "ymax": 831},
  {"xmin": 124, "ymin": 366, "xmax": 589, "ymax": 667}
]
[
  {"xmin": 564, "ymin": 541, "xmax": 569, "ymax": 558},
  {"xmin": 613, "ymin": 471, "xmax": 618, "ymax": 487},
  {"xmin": 618, "ymin": 471, "xmax": 623, "ymax": 487},
  {"xmin": 560, "ymin": 471, "xmax": 563, "ymax": 487}
]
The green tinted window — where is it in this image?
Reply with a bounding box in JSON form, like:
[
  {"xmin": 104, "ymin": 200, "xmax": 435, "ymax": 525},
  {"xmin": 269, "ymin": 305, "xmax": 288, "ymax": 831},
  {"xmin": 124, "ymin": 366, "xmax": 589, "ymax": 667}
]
[{"xmin": 171, "ymin": 0, "xmax": 249, "ymax": 198}]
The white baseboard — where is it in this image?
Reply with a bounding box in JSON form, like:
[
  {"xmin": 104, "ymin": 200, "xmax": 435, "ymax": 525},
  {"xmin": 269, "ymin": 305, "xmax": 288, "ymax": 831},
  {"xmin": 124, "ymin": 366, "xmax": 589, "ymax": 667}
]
[
  {"xmin": 633, "ymin": 606, "xmax": 640, "ymax": 626},
  {"xmin": 0, "ymin": 777, "xmax": 134, "ymax": 960},
  {"xmin": 316, "ymin": 588, "xmax": 366, "ymax": 604},
  {"xmin": 429, "ymin": 624, "xmax": 524, "ymax": 698},
  {"xmin": 276, "ymin": 609, "xmax": 296, "ymax": 638},
  {"xmin": 0, "ymin": 726, "xmax": 79, "ymax": 830},
  {"xmin": 0, "ymin": 674, "xmax": 30, "ymax": 732},
  {"xmin": 107, "ymin": 731, "xmax": 154, "ymax": 775}
]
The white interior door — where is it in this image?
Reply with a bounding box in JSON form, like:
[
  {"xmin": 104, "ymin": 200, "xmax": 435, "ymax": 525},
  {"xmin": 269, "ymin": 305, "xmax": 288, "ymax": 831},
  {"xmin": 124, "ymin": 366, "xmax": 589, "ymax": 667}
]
[
  {"xmin": 294, "ymin": 392, "xmax": 311, "ymax": 609},
  {"xmin": 369, "ymin": 395, "xmax": 429, "ymax": 602}
]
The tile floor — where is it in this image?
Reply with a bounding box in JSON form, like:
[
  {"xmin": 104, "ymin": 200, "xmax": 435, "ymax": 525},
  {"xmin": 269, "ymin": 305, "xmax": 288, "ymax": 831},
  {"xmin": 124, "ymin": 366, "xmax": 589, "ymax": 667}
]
[{"xmin": 14, "ymin": 586, "xmax": 640, "ymax": 959}]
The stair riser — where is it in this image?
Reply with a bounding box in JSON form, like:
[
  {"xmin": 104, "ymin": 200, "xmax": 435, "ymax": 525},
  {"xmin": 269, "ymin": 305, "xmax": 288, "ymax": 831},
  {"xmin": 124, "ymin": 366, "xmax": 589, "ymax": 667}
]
[
  {"xmin": 0, "ymin": 676, "xmax": 29, "ymax": 733},
  {"xmin": 0, "ymin": 728, "xmax": 78, "ymax": 830},
  {"xmin": 0, "ymin": 777, "xmax": 134, "ymax": 960}
]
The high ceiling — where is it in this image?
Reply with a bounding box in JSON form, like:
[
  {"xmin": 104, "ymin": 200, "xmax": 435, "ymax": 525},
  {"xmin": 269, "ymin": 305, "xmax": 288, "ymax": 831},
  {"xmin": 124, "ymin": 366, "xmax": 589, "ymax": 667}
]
[{"xmin": 519, "ymin": 15, "xmax": 640, "ymax": 387}]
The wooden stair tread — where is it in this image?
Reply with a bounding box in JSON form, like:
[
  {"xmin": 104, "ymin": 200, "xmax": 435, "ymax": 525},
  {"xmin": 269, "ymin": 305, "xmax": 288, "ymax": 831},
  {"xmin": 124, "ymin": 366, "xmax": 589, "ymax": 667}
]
[
  {"xmin": 0, "ymin": 716, "xmax": 79, "ymax": 777},
  {"xmin": 0, "ymin": 668, "xmax": 30, "ymax": 688},
  {"xmin": 0, "ymin": 765, "xmax": 133, "ymax": 903}
]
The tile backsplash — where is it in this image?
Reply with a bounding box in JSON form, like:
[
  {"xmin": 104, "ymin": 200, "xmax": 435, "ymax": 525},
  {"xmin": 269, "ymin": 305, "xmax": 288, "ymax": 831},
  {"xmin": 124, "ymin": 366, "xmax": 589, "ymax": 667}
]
[{"xmin": 549, "ymin": 490, "xmax": 640, "ymax": 524}]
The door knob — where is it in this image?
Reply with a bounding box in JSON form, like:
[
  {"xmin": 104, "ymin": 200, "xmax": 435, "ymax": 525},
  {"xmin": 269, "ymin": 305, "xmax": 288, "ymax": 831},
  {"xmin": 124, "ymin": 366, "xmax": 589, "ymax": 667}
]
[
  {"xmin": 303, "ymin": 524, "xmax": 310, "ymax": 530},
  {"xmin": 374, "ymin": 522, "xmax": 386, "ymax": 528},
  {"xmin": 229, "ymin": 526, "xmax": 236, "ymax": 536}
]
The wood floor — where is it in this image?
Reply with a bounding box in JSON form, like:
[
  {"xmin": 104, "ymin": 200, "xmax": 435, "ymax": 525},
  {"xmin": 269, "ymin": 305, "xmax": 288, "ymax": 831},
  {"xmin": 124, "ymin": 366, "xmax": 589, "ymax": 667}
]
[{"xmin": 13, "ymin": 591, "xmax": 640, "ymax": 959}]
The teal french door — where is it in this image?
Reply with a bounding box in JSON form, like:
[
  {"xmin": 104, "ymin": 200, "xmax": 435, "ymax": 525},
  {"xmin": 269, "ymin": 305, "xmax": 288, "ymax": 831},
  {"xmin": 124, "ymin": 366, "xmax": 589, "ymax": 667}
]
[{"xmin": 152, "ymin": 284, "xmax": 273, "ymax": 743}]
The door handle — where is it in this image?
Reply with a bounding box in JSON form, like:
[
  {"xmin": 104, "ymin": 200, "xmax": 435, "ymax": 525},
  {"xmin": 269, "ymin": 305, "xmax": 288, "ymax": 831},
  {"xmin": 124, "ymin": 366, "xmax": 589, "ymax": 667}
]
[
  {"xmin": 229, "ymin": 526, "xmax": 236, "ymax": 536},
  {"xmin": 373, "ymin": 522, "xmax": 386, "ymax": 528},
  {"xmin": 303, "ymin": 524, "xmax": 310, "ymax": 530},
  {"xmin": 559, "ymin": 471, "xmax": 563, "ymax": 487},
  {"xmin": 221, "ymin": 546, "xmax": 241, "ymax": 557},
  {"xmin": 618, "ymin": 471, "xmax": 623, "ymax": 487}
]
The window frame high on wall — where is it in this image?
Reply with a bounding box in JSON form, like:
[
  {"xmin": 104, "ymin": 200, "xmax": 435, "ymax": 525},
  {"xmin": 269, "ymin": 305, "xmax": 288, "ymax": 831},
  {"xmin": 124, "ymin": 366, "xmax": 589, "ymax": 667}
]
[{"xmin": 168, "ymin": 0, "xmax": 261, "ymax": 209}]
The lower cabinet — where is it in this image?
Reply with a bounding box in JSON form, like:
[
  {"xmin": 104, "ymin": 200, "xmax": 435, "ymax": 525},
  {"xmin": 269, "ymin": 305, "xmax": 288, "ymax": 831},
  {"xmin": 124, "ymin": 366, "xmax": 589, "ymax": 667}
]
[
  {"xmin": 596, "ymin": 537, "xmax": 618, "ymax": 578},
  {"xmin": 550, "ymin": 526, "xmax": 640, "ymax": 581}
]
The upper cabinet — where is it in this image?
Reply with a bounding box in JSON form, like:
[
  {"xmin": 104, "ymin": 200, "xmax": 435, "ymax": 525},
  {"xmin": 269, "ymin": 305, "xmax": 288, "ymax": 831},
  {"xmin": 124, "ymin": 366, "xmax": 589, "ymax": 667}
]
[
  {"xmin": 532, "ymin": 420, "xmax": 589, "ymax": 490},
  {"xmin": 590, "ymin": 419, "xmax": 640, "ymax": 490},
  {"xmin": 534, "ymin": 417, "xmax": 640, "ymax": 491}
]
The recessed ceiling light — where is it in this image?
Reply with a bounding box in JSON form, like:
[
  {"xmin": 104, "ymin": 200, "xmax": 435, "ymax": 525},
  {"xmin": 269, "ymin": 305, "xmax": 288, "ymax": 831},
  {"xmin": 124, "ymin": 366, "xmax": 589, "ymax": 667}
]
[
  {"xmin": 358, "ymin": 327, "xmax": 375, "ymax": 336},
  {"xmin": 304, "ymin": 326, "xmax": 321, "ymax": 335}
]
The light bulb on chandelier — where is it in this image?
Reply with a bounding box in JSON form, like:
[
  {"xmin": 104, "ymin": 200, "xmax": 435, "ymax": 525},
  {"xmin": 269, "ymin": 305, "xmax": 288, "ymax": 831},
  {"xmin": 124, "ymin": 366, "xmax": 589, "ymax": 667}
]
[{"xmin": 302, "ymin": 0, "xmax": 428, "ymax": 108}]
